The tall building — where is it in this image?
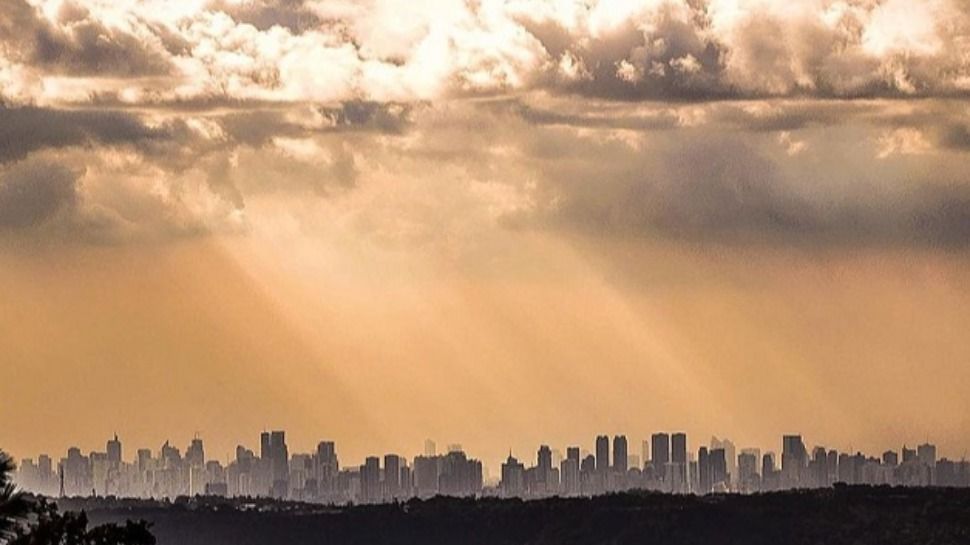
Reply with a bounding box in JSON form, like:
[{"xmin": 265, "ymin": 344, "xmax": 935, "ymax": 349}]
[
  {"xmin": 413, "ymin": 455, "xmax": 440, "ymax": 497},
  {"xmin": 651, "ymin": 433, "xmax": 670, "ymax": 482},
  {"xmin": 782, "ymin": 435, "xmax": 807, "ymax": 487},
  {"xmin": 613, "ymin": 436, "xmax": 628, "ymax": 473},
  {"xmin": 264, "ymin": 431, "xmax": 289, "ymax": 498},
  {"xmin": 917, "ymin": 443, "xmax": 937, "ymax": 467},
  {"xmin": 671, "ymin": 433, "xmax": 687, "ymax": 465},
  {"xmin": 537, "ymin": 445, "xmax": 553, "ymax": 473},
  {"xmin": 670, "ymin": 433, "xmax": 687, "ymax": 492},
  {"xmin": 710, "ymin": 448, "xmax": 727, "ymax": 491},
  {"xmin": 186, "ymin": 437, "xmax": 206, "ymax": 496},
  {"xmin": 106, "ymin": 435, "xmax": 122, "ymax": 464},
  {"xmin": 438, "ymin": 450, "xmax": 482, "ymax": 496},
  {"xmin": 698, "ymin": 447, "xmax": 711, "ymax": 494},
  {"xmin": 809, "ymin": 446, "xmax": 827, "ymax": 488},
  {"xmin": 738, "ymin": 449, "xmax": 760, "ymax": 493},
  {"xmin": 501, "ymin": 454, "xmax": 525, "ymax": 497},
  {"xmin": 762, "ymin": 452, "xmax": 778, "ymax": 491},
  {"xmin": 424, "ymin": 440, "xmax": 436, "ymax": 457},
  {"xmin": 567, "ymin": 447, "xmax": 580, "ymax": 462},
  {"xmin": 383, "ymin": 454, "xmax": 401, "ymax": 499},
  {"xmin": 361, "ymin": 457, "xmax": 381, "ymax": 502},
  {"xmin": 595, "ymin": 436, "xmax": 610, "ymax": 475},
  {"xmin": 535, "ymin": 444, "xmax": 553, "ymax": 492},
  {"xmin": 260, "ymin": 432, "xmax": 271, "ymax": 461},
  {"xmin": 315, "ymin": 441, "xmax": 339, "ymax": 497},
  {"xmin": 710, "ymin": 437, "xmax": 736, "ymax": 489},
  {"xmin": 561, "ymin": 447, "xmax": 580, "ymax": 495},
  {"xmin": 883, "ymin": 450, "xmax": 899, "ymax": 467}
]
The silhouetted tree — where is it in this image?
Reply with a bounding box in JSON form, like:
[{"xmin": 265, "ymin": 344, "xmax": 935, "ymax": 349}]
[
  {"xmin": 0, "ymin": 451, "xmax": 31, "ymax": 543},
  {"xmin": 0, "ymin": 450, "xmax": 153, "ymax": 545},
  {"xmin": 8, "ymin": 499, "xmax": 154, "ymax": 545}
]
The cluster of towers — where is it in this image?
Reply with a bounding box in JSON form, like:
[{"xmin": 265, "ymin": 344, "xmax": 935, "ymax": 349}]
[
  {"xmin": 499, "ymin": 434, "xmax": 969, "ymax": 498},
  {"xmin": 14, "ymin": 432, "xmax": 970, "ymax": 503}
]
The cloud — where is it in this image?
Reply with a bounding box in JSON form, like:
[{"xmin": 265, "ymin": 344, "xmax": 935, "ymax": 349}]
[
  {"xmin": 5, "ymin": 0, "xmax": 970, "ymax": 106},
  {"xmin": 502, "ymin": 117, "xmax": 970, "ymax": 247},
  {"xmin": 0, "ymin": 106, "xmax": 170, "ymax": 163},
  {"xmin": 0, "ymin": 0, "xmax": 173, "ymax": 78},
  {"xmin": 1, "ymin": 1, "xmax": 970, "ymax": 250},
  {"xmin": 207, "ymin": 0, "xmax": 324, "ymax": 33},
  {"xmin": 0, "ymin": 158, "xmax": 79, "ymax": 229}
]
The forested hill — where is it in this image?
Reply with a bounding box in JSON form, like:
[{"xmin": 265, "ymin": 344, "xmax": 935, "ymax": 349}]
[{"xmin": 68, "ymin": 486, "xmax": 970, "ymax": 545}]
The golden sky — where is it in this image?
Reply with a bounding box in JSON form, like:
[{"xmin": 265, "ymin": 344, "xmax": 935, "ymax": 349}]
[{"xmin": 2, "ymin": 0, "xmax": 970, "ymax": 468}]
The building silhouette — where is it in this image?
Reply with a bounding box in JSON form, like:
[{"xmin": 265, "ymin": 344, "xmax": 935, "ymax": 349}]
[{"xmin": 14, "ymin": 431, "xmax": 969, "ymax": 503}]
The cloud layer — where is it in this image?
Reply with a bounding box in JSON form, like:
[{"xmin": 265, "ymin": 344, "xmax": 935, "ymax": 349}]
[
  {"xmin": 4, "ymin": 0, "xmax": 970, "ymax": 106},
  {"xmin": 2, "ymin": 0, "xmax": 970, "ymax": 247}
]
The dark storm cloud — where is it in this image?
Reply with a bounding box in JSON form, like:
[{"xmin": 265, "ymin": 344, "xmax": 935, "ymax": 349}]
[
  {"xmin": 509, "ymin": 126, "xmax": 970, "ymax": 247},
  {"xmin": 0, "ymin": 107, "xmax": 171, "ymax": 163},
  {"xmin": 524, "ymin": 12, "xmax": 733, "ymax": 101},
  {"xmin": 496, "ymin": 97, "xmax": 900, "ymax": 135},
  {"xmin": 529, "ymin": 136, "xmax": 803, "ymax": 237},
  {"xmin": 706, "ymin": 102, "xmax": 881, "ymax": 133},
  {"xmin": 0, "ymin": 0, "xmax": 173, "ymax": 78},
  {"xmin": 0, "ymin": 159, "xmax": 78, "ymax": 230},
  {"xmin": 493, "ymin": 99, "xmax": 682, "ymax": 131},
  {"xmin": 939, "ymin": 124, "xmax": 970, "ymax": 151},
  {"xmin": 322, "ymin": 101, "xmax": 415, "ymax": 132},
  {"xmin": 218, "ymin": 101, "xmax": 416, "ymax": 147},
  {"xmin": 208, "ymin": 0, "xmax": 323, "ymax": 33}
]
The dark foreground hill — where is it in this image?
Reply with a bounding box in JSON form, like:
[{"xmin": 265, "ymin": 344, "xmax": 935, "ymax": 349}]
[{"xmin": 64, "ymin": 486, "xmax": 970, "ymax": 545}]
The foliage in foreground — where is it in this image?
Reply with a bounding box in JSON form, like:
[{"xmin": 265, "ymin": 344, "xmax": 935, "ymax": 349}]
[{"xmin": 0, "ymin": 450, "xmax": 154, "ymax": 545}]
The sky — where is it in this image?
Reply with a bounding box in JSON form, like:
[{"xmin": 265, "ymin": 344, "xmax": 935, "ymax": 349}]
[{"xmin": 2, "ymin": 0, "xmax": 970, "ymax": 470}]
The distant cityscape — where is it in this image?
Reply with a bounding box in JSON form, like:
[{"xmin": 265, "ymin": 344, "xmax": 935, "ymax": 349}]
[{"xmin": 13, "ymin": 432, "xmax": 970, "ymax": 503}]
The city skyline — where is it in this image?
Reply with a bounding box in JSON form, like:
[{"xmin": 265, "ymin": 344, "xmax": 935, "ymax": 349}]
[
  {"xmin": 7, "ymin": 423, "xmax": 967, "ymax": 482},
  {"xmin": 13, "ymin": 429, "xmax": 968, "ymax": 503}
]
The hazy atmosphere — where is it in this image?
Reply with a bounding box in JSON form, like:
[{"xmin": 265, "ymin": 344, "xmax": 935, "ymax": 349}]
[{"xmin": 3, "ymin": 0, "xmax": 970, "ymax": 469}]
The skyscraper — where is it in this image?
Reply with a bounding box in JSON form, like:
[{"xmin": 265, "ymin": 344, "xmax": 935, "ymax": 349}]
[
  {"xmin": 413, "ymin": 455, "xmax": 440, "ymax": 497},
  {"xmin": 671, "ymin": 433, "xmax": 687, "ymax": 465},
  {"xmin": 538, "ymin": 445, "xmax": 552, "ymax": 474},
  {"xmin": 710, "ymin": 448, "xmax": 727, "ymax": 491},
  {"xmin": 260, "ymin": 432, "xmax": 271, "ymax": 461},
  {"xmin": 562, "ymin": 447, "xmax": 580, "ymax": 495},
  {"xmin": 267, "ymin": 431, "xmax": 289, "ymax": 498},
  {"xmin": 500, "ymin": 454, "xmax": 525, "ymax": 497},
  {"xmin": 671, "ymin": 433, "xmax": 687, "ymax": 492},
  {"xmin": 613, "ymin": 436, "xmax": 628, "ymax": 473},
  {"xmin": 698, "ymin": 447, "xmax": 711, "ymax": 494},
  {"xmin": 187, "ymin": 437, "xmax": 206, "ymax": 496},
  {"xmin": 917, "ymin": 443, "xmax": 937, "ymax": 467},
  {"xmin": 883, "ymin": 450, "xmax": 899, "ymax": 467},
  {"xmin": 384, "ymin": 454, "xmax": 401, "ymax": 499},
  {"xmin": 186, "ymin": 438, "xmax": 205, "ymax": 466},
  {"xmin": 738, "ymin": 449, "xmax": 760, "ymax": 493},
  {"xmin": 361, "ymin": 456, "xmax": 381, "ymax": 502},
  {"xmin": 651, "ymin": 433, "xmax": 670, "ymax": 482},
  {"xmin": 567, "ymin": 447, "xmax": 580, "ymax": 462},
  {"xmin": 710, "ymin": 437, "xmax": 736, "ymax": 488},
  {"xmin": 762, "ymin": 452, "xmax": 778, "ymax": 491},
  {"xmin": 315, "ymin": 441, "xmax": 339, "ymax": 496},
  {"xmin": 782, "ymin": 435, "xmax": 807, "ymax": 487},
  {"xmin": 595, "ymin": 435, "xmax": 610, "ymax": 475},
  {"xmin": 106, "ymin": 435, "xmax": 122, "ymax": 464},
  {"xmin": 902, "ymin": 446, "xmax": 916, "ymax": 463}
]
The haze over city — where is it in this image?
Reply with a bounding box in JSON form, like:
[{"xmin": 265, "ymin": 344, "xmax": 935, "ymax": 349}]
[{"xmin": 3, "ymin": 0, "xmax": 970, "ymax": 474}]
